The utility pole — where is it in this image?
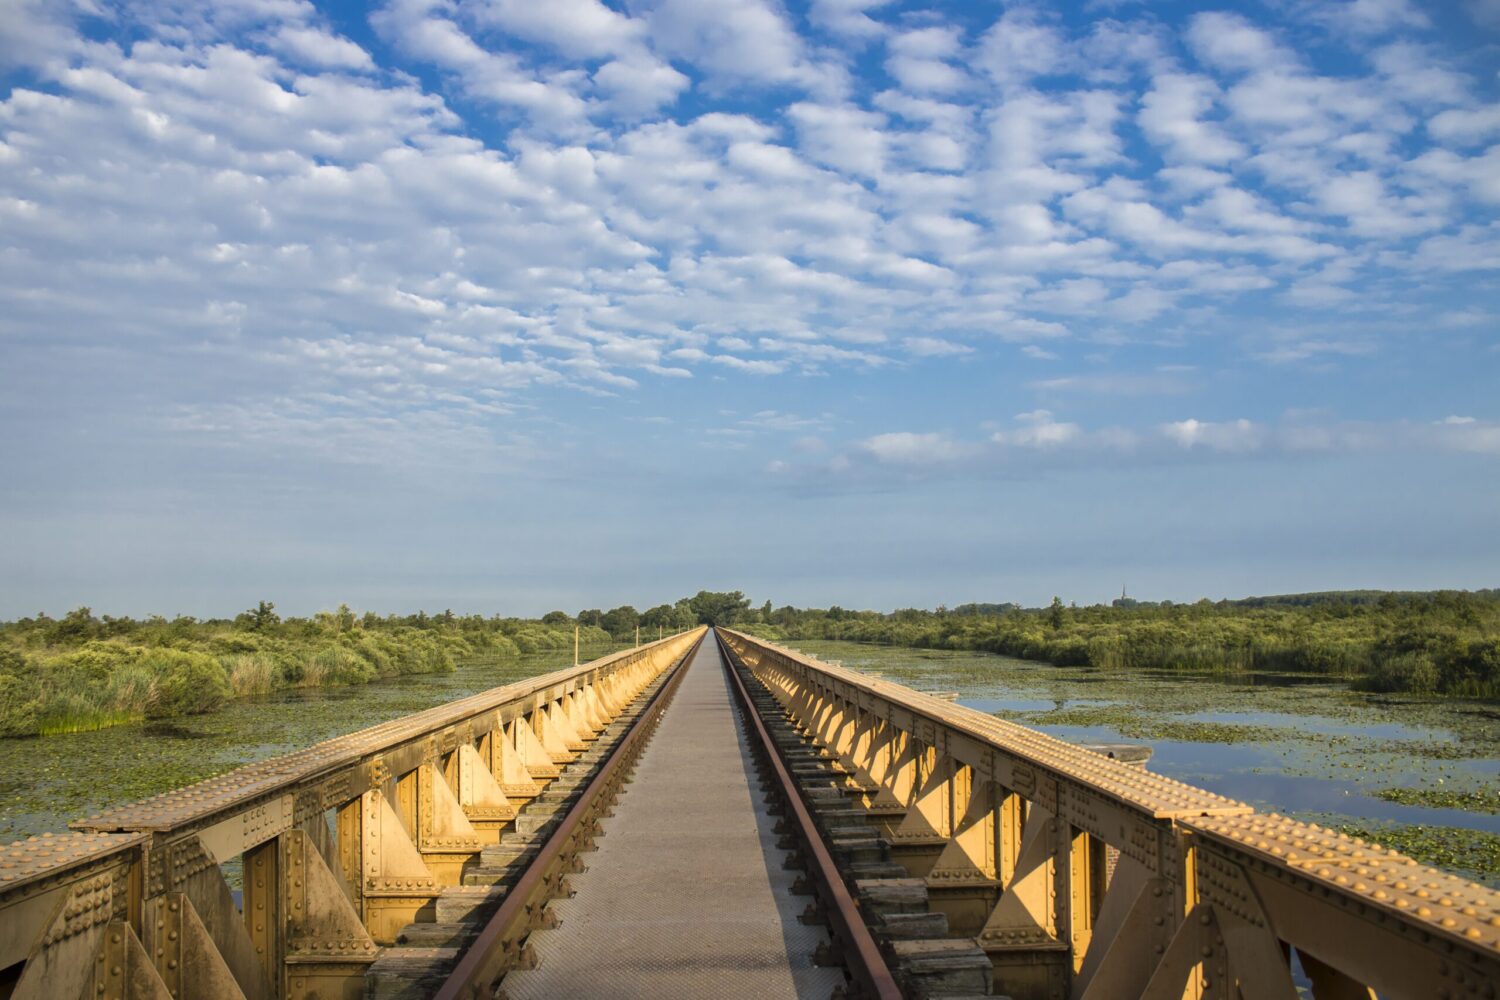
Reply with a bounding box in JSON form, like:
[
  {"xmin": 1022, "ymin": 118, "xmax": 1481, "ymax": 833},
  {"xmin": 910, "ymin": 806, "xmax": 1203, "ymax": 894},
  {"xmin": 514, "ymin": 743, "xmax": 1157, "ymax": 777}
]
[
  {"xmin": 574, "ymin": 625, "xmax": 579, "ymax": 666},
  {"xmin": 635, "ymin": 625, "xmax": 640, "ymax": 647}
]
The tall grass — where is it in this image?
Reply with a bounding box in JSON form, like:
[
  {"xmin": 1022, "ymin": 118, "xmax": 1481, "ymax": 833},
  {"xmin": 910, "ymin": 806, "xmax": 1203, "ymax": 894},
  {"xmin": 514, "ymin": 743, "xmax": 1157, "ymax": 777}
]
[
  {"xmin": 0, "ymin": 611, "xmax": 632, "ymax": 738},
  {"xmin": 225, "ymin": 654, "xmax": 278, "ymax": 697}
]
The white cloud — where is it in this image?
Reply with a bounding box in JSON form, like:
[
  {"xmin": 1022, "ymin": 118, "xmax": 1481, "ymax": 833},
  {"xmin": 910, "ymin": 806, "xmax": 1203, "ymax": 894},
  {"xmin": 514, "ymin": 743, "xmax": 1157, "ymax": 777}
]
[
  {"xmin": 808, "ymin": 0, "xmax": 892, "ymax": 42},
  {"xmin": 641, "ymin": 0, "xmax": 822, "ymax": 91},
  {"xmin": 903, "ymin": 336, "xmax": 972, "ymax": 357},
  {"xmin": 1162, "ymin": 417, "xmax": 1265, "ymax": 451},
  {"xmin": 1428, "ymin": 105, "xmax": 1500, "ymax": 146},
  {"xmin": 788, "ymin": 102, "xmax": 889, "ymax": 178},
  {"xmin": 992, "ymin": 409, "xmax": 1081, "ymax": 448},
  {"xmin": 792, "ymin": 412, "xmax": 1500, "ymax": 484},
  {"xmin": 1308, "ymin": 0, "xmax": 1428, "ymax": 36},
  {"xmin": 593, "ymin": 55, "xmax": 690, "ymax": 116},
  {"xmin": 859, "ymin": 431, "xmax": 967, "ymax": 464},
  {"xmin": 471, "ymin": 0, "xmax": 643, "ymax": 60},
  {"xmin": 1187, "ymin": 12, "xmax": 1291, "ymax": 75},
  {"xmin": 1139, "ymin": 73, "xmax": 1244, "ymax": 165},
  {"xmin": 271, "ymin": 26, "xmax": 373, "ymax": 70},
  {"xmin": 0, "ymin": 0, "xmax": 1495, "ymax": 472},
  {"xmin": 974, "ymin": 10, "xmax": 1068, "ymax": 87},
  {"xmin": 885, "ymin": 26, "xmax": 968, "ymax": 95}
]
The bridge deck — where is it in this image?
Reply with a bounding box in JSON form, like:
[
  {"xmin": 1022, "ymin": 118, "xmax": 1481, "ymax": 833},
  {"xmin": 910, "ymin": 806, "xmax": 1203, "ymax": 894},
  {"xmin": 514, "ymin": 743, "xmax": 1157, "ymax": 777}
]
[{"xmin": 501, "ymin": 639, "xmax": 842, "ymax": 999}]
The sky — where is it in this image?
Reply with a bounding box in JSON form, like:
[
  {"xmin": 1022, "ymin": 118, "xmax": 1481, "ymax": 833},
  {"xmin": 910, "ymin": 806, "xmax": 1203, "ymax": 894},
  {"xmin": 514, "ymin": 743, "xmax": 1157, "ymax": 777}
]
[{"xmin": 0, "ymin": 0, "xmax": 1497, "ymax": 619}]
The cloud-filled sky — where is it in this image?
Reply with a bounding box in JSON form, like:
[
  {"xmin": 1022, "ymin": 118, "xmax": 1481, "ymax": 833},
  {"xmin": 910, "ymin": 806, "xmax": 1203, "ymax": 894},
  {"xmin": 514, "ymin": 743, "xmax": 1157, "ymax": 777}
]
[{"xmin": 0, "ymin": 0, "xmax": 1496, "ymax": 617}]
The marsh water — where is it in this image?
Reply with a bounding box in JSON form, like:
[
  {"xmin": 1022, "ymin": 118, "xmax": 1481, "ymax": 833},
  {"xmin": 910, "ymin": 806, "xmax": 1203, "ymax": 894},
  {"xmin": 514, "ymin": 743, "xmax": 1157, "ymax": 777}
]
[
  {"xmin": 1, "ymin": 640, "xmax": 1496, "ymax": 884},
  {"xmin": 0, "ymin": 649, "xmax": 625, "ymax": 842},
  {"xmin": 788, "ymin": 640, "xmax": 1500, "ymax": 884}
]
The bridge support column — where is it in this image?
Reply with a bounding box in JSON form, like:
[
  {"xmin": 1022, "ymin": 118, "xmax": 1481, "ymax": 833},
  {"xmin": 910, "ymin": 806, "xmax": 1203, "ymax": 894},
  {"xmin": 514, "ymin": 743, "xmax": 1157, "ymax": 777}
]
[
  {"xmin": 534, "ymin": 703, "xmax": 578, "ymax": 763},
  {"xmin": 404, "ymin": 763, "xmax": 482, "ymax": 886},
  {"xmin": 858, "ymin": 719, "xmax": 909, "ymax": 822},
  {"xmin": 886, "ymin": 743, "xmax": 953, "ymax": 878},
  {"xmin": 83, "ymin": 921, "xmax": 173, "ymax": 1000},
  {"xmin": 562, "ymin": 688, "xmax": 601, "ymax": 741},
  {"xmin": 926, "ymin": 765, "xmax": 1002, "ymax": 936},
  {"xmin": 572, "ymin": 685, "xmax": 603, "ymax": 736},
  {"xmin": 511, "ymin": 716, "xmax": 561, "ymax": 784},
  {"xmin": 974, "ymin": 802, "xmax": 1070, "ymax": 1000},
  {"xmin": 450, "ymin": 744, "xmax": 516, "ymax": 845},
  {"xmin": 480, "ymin": 725, "xmax": 541, "ymax": 807},
  {"xmin": 279, "ymin": 827, "xmax": 377, "ymax": 1000},
  {"xmin": 337, "ymin": 788, "xmax": 438, "ymax": 944}
]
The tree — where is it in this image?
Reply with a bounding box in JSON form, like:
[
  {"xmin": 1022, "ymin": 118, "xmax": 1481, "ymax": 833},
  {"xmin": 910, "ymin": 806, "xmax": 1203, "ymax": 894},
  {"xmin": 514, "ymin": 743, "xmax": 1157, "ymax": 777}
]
[
  {"xmin": 1048, "ymin": 596, "xmax": 1066, "ymax": 630},
  {"xmin": 686, "ymin": 590, "xmax": 751, "ymax": 626},
  {"xmin": 577, "ymin": 609, "xmax": 603, "ymax": 627},
  {"xmin": 601, "ymin": 605, "xmax": 640, "ymax": 638},
  {"xmin": 245, "ymin": 601, "xmax": 279, "ymax": 632},
  {"xmin": 541, "ymin": 611, "xmax": 572, "ymax": 626},
  {"xmin": 640, "ymin": 605, "xmax": 675, "ymax": 629},
  {"xmin": 50, "ymin": 607, "xmax": 100, "ymax": 644}
]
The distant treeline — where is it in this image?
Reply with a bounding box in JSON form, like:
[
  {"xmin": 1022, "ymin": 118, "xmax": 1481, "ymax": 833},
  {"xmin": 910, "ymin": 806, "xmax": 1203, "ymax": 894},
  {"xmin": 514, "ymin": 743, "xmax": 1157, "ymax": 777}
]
[
  {"xmin": 0, "ymin": 603, "xmax": 620, "ymax": 738},
  {"xmin": 737, "ymin": 591, "xmax": 1500, "ymax": 700},
  {"xmin": 7, "ymin": 587, "xmax": 1495, "ymax": 737}
]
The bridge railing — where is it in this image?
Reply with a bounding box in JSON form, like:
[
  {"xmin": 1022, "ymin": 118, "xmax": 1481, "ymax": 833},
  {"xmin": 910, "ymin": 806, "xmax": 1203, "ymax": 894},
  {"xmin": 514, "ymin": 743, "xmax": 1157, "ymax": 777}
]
[
  {"xmin": 0, "ymin": 627, "xmax": 705, "ymax": 1000},
  {"xmin": 718, "ymin": 628, "xmax": 1500, "ymax": 1000}
]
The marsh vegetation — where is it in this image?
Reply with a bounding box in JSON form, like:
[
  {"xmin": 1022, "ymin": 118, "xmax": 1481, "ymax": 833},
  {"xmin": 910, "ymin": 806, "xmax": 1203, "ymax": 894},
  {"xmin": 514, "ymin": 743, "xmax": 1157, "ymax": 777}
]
[
  {"xmin": 742, "ymin": 589, "xmax": 1500, "ymax": 699},
  {"xmin": 0, "ymin": 604, "xmax": 619, "ymax": 737}
]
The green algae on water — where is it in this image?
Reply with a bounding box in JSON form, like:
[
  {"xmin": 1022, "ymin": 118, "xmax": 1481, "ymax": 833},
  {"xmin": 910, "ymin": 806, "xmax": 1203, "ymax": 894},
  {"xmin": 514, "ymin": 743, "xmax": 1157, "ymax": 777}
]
[
  {"xmin": 1371, "ymin": 787, "xmax": 1500, "ymax": 814},
  {"xmin": 1330, "ymin": 820, "xmax": 1500, "ymax": 886}
]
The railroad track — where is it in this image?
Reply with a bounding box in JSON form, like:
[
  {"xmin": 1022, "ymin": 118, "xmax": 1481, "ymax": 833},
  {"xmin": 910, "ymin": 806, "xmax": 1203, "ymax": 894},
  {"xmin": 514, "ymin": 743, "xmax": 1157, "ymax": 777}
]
[
  {"xmin": 428, "ymin": 630, "xmax": 906, "ymax": 1000},
  {"xmin": 368, "ymin": 634, "xmax": 701, "ymax": 998}
]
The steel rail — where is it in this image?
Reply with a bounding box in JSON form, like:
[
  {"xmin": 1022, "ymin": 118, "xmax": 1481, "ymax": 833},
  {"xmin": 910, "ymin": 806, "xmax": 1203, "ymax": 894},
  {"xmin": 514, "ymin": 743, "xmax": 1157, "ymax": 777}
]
[
  {"xmin": 434, "ymin": 629, "xmax": 705, "ymax": 1000},
  {"xmin": 716, "ymin": 628, "xmax": 904, "ymax": 1000}
]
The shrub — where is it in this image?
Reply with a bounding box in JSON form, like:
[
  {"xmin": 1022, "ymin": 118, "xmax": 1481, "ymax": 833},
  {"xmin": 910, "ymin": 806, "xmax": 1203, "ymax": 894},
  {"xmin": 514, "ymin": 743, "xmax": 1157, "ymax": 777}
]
[
  {"xmin": 141, "ymin": 649, "xmax": 232, "ymax": 717},
  {"xmin": 1363, "ymin": 652, "xmax": 1439, "ymax": 695},
  {"xmin": 307, "ymin": 645, "xmax": 377, "ymax": 687},
  {"xmin": 104, "ymin": 662, "xmax": 158, "ymax": 716},
  {"xmin": 208, "ymin": 633, "xmax": 264, "ymax": 656},
  {"xmin": 0, "ymin": 673, "xmax": 40, "ymax": 736}
]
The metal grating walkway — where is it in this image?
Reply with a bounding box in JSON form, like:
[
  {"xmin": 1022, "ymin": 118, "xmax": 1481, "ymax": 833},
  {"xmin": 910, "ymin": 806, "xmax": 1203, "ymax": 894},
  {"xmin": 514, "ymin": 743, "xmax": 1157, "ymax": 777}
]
[{"xmin": 501, "ymin": 639, "xmax": 844, "ymax": 999}]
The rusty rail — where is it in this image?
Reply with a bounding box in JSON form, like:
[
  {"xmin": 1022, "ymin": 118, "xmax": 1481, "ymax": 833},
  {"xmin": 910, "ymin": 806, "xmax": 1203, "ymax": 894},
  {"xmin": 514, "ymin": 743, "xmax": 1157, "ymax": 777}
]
[
  {"xmin": 434, "ymin": 628, "xmax": 704, "ymax": 999},
  {"xmin": 717, "ymin": 629, "xmax": 904, "ymax": 1000}
]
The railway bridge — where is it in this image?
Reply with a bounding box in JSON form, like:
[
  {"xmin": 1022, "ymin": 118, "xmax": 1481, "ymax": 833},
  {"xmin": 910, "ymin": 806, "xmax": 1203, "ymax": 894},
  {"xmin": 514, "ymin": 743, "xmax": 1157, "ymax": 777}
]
[{"xmin": 1, "ymin": 627, "xmax": 1497, "ymax": 999}]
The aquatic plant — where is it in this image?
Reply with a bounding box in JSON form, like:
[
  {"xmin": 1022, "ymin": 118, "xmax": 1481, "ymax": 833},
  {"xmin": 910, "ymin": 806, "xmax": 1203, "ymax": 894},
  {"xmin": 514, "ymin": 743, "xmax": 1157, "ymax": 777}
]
[{"xmin": 225, "ymin": 654, "xmax": 278, "ymax": 696}]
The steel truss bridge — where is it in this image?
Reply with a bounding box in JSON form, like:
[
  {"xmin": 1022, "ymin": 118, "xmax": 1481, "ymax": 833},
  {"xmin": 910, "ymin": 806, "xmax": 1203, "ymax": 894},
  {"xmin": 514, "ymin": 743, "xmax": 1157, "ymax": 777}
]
[{"xmin": 1, "ymin": 627, "xmax": 1496, "ymax": 999}]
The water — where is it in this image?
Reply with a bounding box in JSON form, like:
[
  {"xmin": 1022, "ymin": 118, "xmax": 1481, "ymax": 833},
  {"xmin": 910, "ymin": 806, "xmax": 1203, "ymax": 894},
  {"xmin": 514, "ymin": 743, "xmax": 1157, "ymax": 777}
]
[
  {"xmin": 0, "ymin": 649, "xmax": 622, "ymax": 842},
  {"xmin": 787, "ymin": 639, "xmax": 1500, "ymax": 882}
]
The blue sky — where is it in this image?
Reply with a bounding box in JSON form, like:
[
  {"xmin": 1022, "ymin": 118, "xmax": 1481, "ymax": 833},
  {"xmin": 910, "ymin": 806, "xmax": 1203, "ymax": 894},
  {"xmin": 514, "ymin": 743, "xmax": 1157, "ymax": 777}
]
[{"xmin": 0, "ymin": 0, "xmax": 1496, "ymax": 618}]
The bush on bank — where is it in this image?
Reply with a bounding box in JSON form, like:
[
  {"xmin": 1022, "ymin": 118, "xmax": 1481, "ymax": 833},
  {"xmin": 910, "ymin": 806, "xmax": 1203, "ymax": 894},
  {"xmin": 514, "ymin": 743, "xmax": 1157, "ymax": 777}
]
[
  {"xmin": 738, "ymin": 590, "xmax": 1500, "ymax": 700},
  {"xmin": 0, "ymin": 606, "xmax": 623, "ymax": 737}
]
